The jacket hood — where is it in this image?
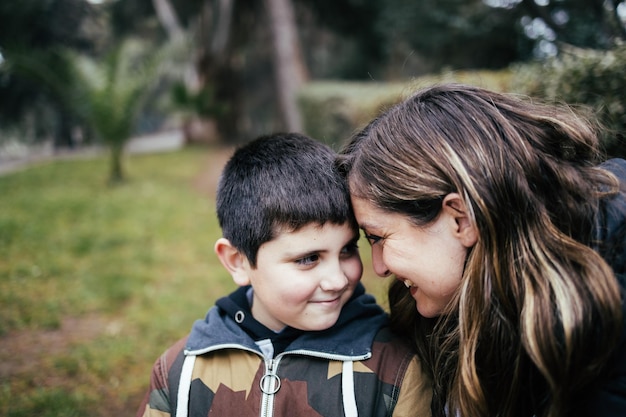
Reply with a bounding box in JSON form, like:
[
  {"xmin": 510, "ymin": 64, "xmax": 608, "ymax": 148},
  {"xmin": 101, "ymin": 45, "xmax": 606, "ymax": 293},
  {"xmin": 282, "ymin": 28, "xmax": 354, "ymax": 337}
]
[{"xmin": 185, "ymin": 282, "xmax": 388, "ymax": 357}]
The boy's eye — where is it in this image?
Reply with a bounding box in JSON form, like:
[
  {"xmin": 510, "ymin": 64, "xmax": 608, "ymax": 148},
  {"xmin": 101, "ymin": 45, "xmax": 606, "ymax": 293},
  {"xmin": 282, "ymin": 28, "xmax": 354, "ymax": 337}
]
[
  {"xmin": 341, "ymin": 241, "xmax": 359, "ymax": 257},
  {"xmin": 296, "ymin": 254, "xmax": 319, "ymax": 266},
  {"xmin": 364, "ymin": 233, "xmax": 383, "ymax": 245}
]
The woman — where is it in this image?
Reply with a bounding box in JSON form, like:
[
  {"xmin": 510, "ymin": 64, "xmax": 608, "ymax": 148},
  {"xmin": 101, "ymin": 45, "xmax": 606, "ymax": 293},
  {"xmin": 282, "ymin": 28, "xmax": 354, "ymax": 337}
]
[{"xmin": 336, "ymin": 83, "xmax": 626, "ymax": 417}]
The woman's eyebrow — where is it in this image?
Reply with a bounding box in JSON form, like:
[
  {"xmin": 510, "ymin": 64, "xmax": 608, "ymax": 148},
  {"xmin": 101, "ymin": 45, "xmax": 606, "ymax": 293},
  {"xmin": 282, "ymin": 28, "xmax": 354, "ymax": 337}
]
[{"xmin": 358, "ymin": 222, "xmax": 377, "ymax": 232}]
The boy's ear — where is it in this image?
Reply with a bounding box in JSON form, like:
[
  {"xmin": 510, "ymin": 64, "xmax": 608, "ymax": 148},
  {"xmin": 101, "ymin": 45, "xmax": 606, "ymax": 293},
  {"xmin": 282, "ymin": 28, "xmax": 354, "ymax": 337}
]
[
  {"xmin": 441, "ymin": 193, "xmax": 478, "ymax": 248},
  {"xmin": 214, "ymin": 238, "xmax": 251, "ymax": 286}
]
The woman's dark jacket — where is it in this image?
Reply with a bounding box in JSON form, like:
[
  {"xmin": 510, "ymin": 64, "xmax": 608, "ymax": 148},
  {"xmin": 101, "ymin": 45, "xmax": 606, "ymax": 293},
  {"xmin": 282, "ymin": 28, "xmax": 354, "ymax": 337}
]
[{"xmin": 582, "ymin": 158, "xmax": 626, "ymax": 416}]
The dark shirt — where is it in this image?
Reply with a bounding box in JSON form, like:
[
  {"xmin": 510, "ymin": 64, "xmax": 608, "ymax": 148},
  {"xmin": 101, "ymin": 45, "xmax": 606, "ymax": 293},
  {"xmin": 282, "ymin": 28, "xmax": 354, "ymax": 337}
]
[{"xmin": 215, "ymin": 286, "xmax": 303, "ymax": 356}]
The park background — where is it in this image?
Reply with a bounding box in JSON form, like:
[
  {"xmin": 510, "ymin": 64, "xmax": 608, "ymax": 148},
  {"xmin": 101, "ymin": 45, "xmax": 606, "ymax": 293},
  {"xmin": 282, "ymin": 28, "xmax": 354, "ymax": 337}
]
[{"xmin": 1, "ymin": 1, "xmax": 625, "ymax": 416}]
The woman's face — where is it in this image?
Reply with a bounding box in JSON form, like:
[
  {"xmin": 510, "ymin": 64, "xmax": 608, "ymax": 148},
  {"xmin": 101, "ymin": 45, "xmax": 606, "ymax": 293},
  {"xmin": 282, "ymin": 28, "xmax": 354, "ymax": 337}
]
[{"xmin": 351, "ymin": 195, "xmax": 475, "ymax": 318}]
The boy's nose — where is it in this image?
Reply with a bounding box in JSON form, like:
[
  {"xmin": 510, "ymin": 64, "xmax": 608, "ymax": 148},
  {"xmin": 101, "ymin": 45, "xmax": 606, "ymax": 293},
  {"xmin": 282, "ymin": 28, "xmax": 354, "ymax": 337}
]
[{"xmin": 320, "ymin": 264, "xmax": 349, "ymax": 292}]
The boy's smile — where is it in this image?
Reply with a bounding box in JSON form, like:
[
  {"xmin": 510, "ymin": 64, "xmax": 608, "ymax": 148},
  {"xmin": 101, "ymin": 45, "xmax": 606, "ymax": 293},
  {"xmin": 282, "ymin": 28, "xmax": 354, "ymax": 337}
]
[{"xmin": 240, "ymin": 222, "xmax": 362, "ymax": 332}]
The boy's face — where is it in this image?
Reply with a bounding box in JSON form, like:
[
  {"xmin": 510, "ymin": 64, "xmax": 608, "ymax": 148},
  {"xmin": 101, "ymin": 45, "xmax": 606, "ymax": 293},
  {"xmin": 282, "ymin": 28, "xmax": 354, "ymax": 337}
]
[{"xmin": 243, "ymin": 222, "xmax": 363, "ymax": 332}]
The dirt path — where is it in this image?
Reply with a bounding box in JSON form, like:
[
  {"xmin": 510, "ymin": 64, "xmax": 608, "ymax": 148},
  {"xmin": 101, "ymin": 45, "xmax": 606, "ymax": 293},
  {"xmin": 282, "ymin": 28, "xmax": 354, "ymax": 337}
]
[
  {"xmin": 0, "ymin": 315, "xmax": 111, "ymax": 378},
  {"xmin": 192, "ymin": 145, "xmax": 235, "ymax": 196}
]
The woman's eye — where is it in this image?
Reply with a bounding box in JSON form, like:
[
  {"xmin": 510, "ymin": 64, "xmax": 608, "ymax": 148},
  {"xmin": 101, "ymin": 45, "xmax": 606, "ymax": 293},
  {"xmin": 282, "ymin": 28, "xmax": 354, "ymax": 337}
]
[
  {"xmin": 364, "ymin": 233, "xmax": 383, "ymax": 245},
  {"xmin": 296, "ymin": 254, "xmax": 319, "ymax": 266}
]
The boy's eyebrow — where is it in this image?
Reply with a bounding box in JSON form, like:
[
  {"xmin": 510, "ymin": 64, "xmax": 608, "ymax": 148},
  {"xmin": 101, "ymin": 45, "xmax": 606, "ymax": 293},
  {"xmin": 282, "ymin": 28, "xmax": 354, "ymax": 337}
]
[
  {"xmin": 282, "ymin": 232, "xmax": 360, "ymax": 258},
  {"xmin": 281, "ymin": 247, "xmax": 327, "ymax": 260},
  {"xmin": 287, "ymin": 246, "xmax": 327, "ymax": 254}
]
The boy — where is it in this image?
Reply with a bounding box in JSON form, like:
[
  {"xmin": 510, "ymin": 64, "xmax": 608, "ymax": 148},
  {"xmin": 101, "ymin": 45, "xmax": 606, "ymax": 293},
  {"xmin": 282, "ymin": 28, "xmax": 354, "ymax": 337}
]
[{"xmin": 136, "ymin": 133, "xmax": 431, "ymax": 417}]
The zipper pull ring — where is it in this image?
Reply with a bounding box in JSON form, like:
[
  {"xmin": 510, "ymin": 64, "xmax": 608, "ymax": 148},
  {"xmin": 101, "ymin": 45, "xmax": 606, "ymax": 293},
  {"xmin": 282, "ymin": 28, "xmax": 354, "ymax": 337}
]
[
  {"xmin": 260, "ymin": 374, "xmax": 281, "ymax": 394},
  {"xmin": 260, "ymin": 359, "xmax": 281, "ymax": 394}
]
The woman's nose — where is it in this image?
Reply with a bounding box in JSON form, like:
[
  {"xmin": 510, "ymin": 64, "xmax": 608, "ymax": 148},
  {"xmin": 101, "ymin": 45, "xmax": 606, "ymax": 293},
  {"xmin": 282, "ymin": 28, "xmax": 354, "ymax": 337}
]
[{"xmin": 371, "ymin": 247, "xmax": 390, "ymax": 277}]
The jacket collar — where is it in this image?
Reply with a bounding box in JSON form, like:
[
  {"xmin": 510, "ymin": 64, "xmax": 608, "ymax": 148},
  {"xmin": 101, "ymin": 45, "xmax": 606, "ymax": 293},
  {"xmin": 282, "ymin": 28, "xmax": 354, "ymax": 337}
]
[{"xmin": 185, "ymin": 283, "xmax": 388, "ymax": 357}]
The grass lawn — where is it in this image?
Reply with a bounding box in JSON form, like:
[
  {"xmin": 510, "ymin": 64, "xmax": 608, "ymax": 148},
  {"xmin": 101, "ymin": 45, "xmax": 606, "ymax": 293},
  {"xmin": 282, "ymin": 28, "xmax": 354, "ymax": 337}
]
[{"xmin": 0, "ymin": 145, "xmax": 388, "ymax": 417}]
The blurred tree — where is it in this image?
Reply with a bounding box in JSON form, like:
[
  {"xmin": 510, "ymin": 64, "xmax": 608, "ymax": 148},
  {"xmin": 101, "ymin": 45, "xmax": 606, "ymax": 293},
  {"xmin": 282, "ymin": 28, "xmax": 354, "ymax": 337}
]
[
  {"xmin": 302, "ymin": 0, "xmax": 625, "ymax": 76},
  {"xmin": 151, "ymin": 0, "xmax": 185, "ymax": 40},
  {"xmin": 194, "ymin": 0, "xmax": 250, "ymax": 141},
  {"xmin": 6, "ymin": 0, "xmax": 622, "ymax": 151},
  {"xmin": 374, "ymin": 0, "xmax": 530, "ymax": 75},
  {"xmin": 489, "ymin": 0, "xmax": 626, "ymax": 57},
  {"xmin": 110, "ymin": 0, "xmax": 252, "ymax": 142},
  {"xmin": 70, "ymin": 39, "xmax": 162, "ymax": 183},
  {"xmin": 513, "ymin": 43, "xmax": 626, "ymax": 159},
  {"xmin": 115, "ymin": 0, "xmax": 308, "ymax": 140},
  {"xmin": 0, "ymin": 0, "xmax": 101, "ymax": 148},
  {"xmin": 300, "ymin": 0, "xmax": 386, "ymax": 79},
  {"xmin": 265, "ymin": 0, "xmax": 309, "ymax": 132}
]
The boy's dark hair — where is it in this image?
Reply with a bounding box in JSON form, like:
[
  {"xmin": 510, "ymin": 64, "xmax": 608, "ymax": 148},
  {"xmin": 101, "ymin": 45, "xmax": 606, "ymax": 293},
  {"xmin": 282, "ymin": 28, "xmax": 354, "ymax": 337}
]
[{"xmin": 216, "ymin": 132, "xmax": 356, "ymax": 266}]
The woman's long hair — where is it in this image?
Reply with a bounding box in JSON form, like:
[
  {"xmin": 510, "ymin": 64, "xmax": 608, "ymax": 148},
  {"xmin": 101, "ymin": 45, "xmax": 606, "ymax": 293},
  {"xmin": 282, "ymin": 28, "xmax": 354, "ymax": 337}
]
[{"xmin": 337, "ymin": 84, "xmax": 622, "ymax": 417}]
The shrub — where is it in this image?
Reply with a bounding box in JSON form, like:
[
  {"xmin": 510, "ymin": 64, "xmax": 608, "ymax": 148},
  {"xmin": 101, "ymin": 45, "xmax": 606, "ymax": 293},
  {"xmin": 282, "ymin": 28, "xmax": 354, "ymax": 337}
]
[
  {"xmin": 298, "ymin": 81, "xmax": 408, "ymax": 149},
  {"xmin": 299, "ymin": 70, "xmax": 514, "ymax": 149},
  {"xmin": 512, "ymin": 45, "xmax": 626, "ymax": 159}
]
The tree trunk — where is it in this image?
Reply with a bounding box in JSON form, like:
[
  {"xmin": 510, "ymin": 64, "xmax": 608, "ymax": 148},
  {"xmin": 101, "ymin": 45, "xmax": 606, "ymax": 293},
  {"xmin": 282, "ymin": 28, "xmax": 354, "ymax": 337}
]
[
  {"xmin": 210, "ymin": 0, "xmax": 235, "ymax": 57},
  {"xmin": 264, "ymin": 0, "xmax": 308, "ymax": 132},
  {"xmin": 195, "ymin": 0, "xmax": 243, "ymax": 143},
  {"xmin": 151, "ymin": 0, "xmax": 184, "ymax": 40},
  {"xmin": 109, "ymin": 142, "xmax": 124, "ymax": 184}
]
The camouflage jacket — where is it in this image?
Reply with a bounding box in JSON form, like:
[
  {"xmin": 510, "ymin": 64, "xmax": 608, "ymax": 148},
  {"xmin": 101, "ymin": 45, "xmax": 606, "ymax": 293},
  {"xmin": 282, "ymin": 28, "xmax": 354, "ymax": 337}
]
[{"xmin": 136, "ymin": 284, "xmax": 432, "ymax": 417}]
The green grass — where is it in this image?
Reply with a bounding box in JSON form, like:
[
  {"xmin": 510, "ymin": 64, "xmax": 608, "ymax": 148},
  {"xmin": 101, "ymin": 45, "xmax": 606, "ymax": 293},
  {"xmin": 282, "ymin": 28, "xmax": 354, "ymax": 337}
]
[
  {"xmin": 0, "ymin": 146, "xmax": 388, "ymax": 417},
  {"xmin": 0, "ymin": 149, "xmax": 231, "ymax": 332},
  {"xmin": 0, "ymin": 147, "xmax": 238, "ymax": 416}
]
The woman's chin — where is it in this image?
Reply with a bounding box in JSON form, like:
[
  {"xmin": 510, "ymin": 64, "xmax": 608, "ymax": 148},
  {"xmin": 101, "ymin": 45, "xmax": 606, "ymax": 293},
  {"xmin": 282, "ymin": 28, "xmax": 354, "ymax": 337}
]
[{"xmin": 414, "ymin": 294, "xmax": 441, "ymax": 318}]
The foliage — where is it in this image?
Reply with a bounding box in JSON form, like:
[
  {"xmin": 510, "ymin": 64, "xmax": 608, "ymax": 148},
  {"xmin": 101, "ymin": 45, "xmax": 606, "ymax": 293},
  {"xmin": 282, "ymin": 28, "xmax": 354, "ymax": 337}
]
[
  {"xmin": 511, "ymin": 44, "xmax": 626, "ymax": 159},
  {"xmin": 70, "ymin": 38, "xmax": 163, "ymax": 183},
  {"xmin": 4, "ymin": 0, "xmax": 624, "ymax": 150},
  {"xmin": 0, "ymin": 0, "xmax": 95, "ymax": 50},
  {"xmin": 377, "ymin": 0, "xmax": 531, "ymax": 73},
  {"xmin": 170, "ymin": 81, "xmax": 228, "ymax": 119},
  {"xmin": 0, "ymin": 47, "xmax": 79, "ymax": 146},
  {"xmin": 0, "ymin": 0, "xmax": 100, "ymax": 146},
  {"xmin": 300, "ymin": 69, "xmax": 514, "ymax": 148},
  {"xmin": 300, "ymin": 0, "xmax": 386, "ymax": 79},
  {"xmin": 523, "ymin": 0, "xmax": 625, "ymax": 49},
  {"xmin": 299, "ymin": 81, "xmax": 407, "ymax": 148}
]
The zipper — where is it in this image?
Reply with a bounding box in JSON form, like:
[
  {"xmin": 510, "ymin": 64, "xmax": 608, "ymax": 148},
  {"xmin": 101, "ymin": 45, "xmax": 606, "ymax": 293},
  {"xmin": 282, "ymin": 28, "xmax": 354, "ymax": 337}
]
[
  {"xmin": 259, "ymin": 358, "xmax": 281, "ymax": 417},
  {"xmin": 284, "ymin": 349, "xmax": 371, "ymax": 362},
  {"xmin": 185, "ymin": 345, "xmax": 371, "ymax": 416},
  {"xmin": 256, "ymin": 351, "xmax": 370, "ymax": 417}
]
